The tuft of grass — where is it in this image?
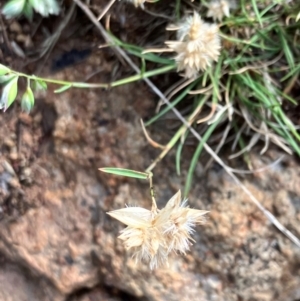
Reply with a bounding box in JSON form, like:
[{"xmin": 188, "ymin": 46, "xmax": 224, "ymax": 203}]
[{"xmin": 138, "ymin": 0, "xmax": 300, "ymax": 195}]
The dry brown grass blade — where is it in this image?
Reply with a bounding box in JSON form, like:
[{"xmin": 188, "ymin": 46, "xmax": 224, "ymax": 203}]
[
  {"xmin": 143, "ymin": 48, "xmax": 174, "ymax": 53},
  {"xmin": 97, "ymin": 0, "xmax": 115, "ymax": 21},
  {"xmin": 143, "ymin": 8, "xmax": 174, "ymax": 20},
  {"xmin": 229, "ymin": 132, "xmax": 261, "ymax": 159},
  {"xmin": 240, "ymin": 105, "xmax": 292, "ymax": 154},
  {"xmin": 34, "ymin": 2, "xmax": 76, "ymax": 73},
  {"xmin": 72, "ymin": 0, "xmax": 300, "ymax": 249},
  {"xmin": 197, "ymin": 103, "xmax": 217, "ymax": 124},
  {"xmin": 145, "ymin": 100, "xmax": 205, "ymax": 172},
  {"xmin": 228, "ymin": 53, "xmax": 283, "ymax": 75},
  {"xmin": 156, "ymin": 78, "xmax": 194, "ymax": 113},
  {"xmin": 204, "ymin": 123, "xmax": 231, "ymax": 171},
  {"xmin": 145, "ymin": 124, "xmax": 189, "ymax": 172},
  {"xmin": 232, "ymin": 122, "xmax": 247, "ymax": 151},
  {"xmin": 189, "ymin": 84, "xmax": 213, "ymax": 95},
  {"xmin": 140, "ymin": 119, "xmax": 166, "ymax": 149},
  {"xmin": 228, "ymin": 155, "xmax": 285, "ymax": 174},
  {"xmin": 260, "ymin": 121, "xmax": 270, "ymax": 155}
]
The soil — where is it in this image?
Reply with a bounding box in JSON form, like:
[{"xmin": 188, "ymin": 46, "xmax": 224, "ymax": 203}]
[{"xmin": 0, "ymin": 3, "xmax": 300, "ymax": 301}]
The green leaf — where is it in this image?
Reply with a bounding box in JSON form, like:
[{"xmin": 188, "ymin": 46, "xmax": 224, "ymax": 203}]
[
  {"xmin": 0, "ymin": 74, "xmax": 15, "ymax": 84},
  {"xmin": 54, "ymin": 84, "xmax": 72, "ymax": 93},
  {"xmin": 0, "ymin": 64, "xmax": 10, "ymax": 76},
  {"xmin": 2, "ymin": 0, "xmax": 26, "ymax": 18},
  {"xmin": 0, "ymin": 76, "xmax": 19, "ymax": 111},
  {"xmin": 46, "ymin": 0, "xmax": 60, "ymax": 15},
  {"xmin": 23, "ymin": 1, "xmax": 34, "ymax": 21},
  {"xmin": 21, "ymin": 86, "xmax": 35, "ymax": 113},
  {"xmin": 99, "ymin": 168, "xmax": 151, "ymax": 180},
  {"xmin": 277, "ymin": 26, "xmax": 295, "ymax": 70},
  {"xmin": 31, "ymin": 79, "xmax": 47, "ymax": 91},
  {"xmin": 29, "ymin": 0, "xmax": 60, "ymax": 16}
]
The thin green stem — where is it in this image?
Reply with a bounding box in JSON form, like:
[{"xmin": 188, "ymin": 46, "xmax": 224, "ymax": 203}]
[{"xmin": 11, "ymin": 64, "xmax": 176, "ymax": 90}]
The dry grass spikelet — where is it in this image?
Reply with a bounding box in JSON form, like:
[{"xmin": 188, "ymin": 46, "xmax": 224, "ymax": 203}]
[
  {"xmin": 166, "ymin": 11, "xmax": 221, "ymax": 78},
  {"xmin": 107, "ymin": 190, "xmax": 208, "ymax": 269},
  {"xmin": 207, "ymin": 0, "xmax": 236, "ymax": 21}
]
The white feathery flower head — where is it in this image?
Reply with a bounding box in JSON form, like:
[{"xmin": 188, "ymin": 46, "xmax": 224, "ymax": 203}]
[
  {"xmin": 165, "ymin": 11, "xmax": 221, "ymax": 78},
  {"xmin": 128, "ymin": 0, "xmax": 156, "ymax": 8},
  {"xmin": 107, "ymin": 190, "xmax": 208, "ymax": 269},
  {"xmin": 207, "ymin": 0, "xmax": 236, "ymax": 22}
]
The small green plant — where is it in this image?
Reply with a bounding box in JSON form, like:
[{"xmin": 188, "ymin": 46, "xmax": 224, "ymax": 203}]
[
  {"xmin": 0, "ymin": 64, "xmax": 46, "ymax": 112},
  {"xmin": 0, "ymin": 63, "xmax": 174, "ymax": 112}
]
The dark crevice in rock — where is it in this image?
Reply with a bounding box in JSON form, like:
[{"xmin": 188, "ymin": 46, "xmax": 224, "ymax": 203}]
[{"xmin": 65, "ymin": 284, "xmax": 148, "ymax": 301}]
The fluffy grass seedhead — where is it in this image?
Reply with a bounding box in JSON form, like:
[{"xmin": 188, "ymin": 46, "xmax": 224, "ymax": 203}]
[
  {"xmin": 166, "ymin": 12, "xmax": 221, "ymax": 78},
  {"xmin": 107, "ymin": 190, "xmax": 208, "ymax": 269},
  {"xmin": 207, "ymin": 0, "xmax": 236, "ymax": 21}
]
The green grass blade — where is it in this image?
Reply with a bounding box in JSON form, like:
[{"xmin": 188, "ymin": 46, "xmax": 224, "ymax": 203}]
[
  {"xmin": 175, "ymin": 130, "xmax": 189, "ymax": 176},
  {"xmin": 280, "ymin": 65, "xmax": 300, "ymax": 82},
  {"xmin": 277, "ymin": 26, "xmax": 295, "ymax": 69},
  {"xmin": 145, "ymin": 79, "xmax": 199, "ymax": 126},
  {"xmin": 109, "ymin": 33, "xmax": 174, "ymax": 65},
  {"xmin": 277, "ymin": 89, "xmax": 298, "ymax": 105},
  {"xmin": 99, "ymin": 168, "xmax": 151, "ymax": 179},
  {"xmin": 251, "ymin": 0, "xmax": 263, "ymax": 27},
  {"xmin": 270, "ymin": 115, "xmax": 300, "ymax": 155},
  {"xmin": 184, "ymin": 115, "xmax": 223, "ymax": 197}
]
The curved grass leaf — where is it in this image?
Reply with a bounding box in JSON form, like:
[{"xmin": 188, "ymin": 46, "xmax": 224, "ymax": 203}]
[
  {"xmin": 54, "ymin": 84, "xmax": 72, "ymax": 93},
  {"xmin": 99, "ymin": 168, "xmax": 151, "ymax": 180}
]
